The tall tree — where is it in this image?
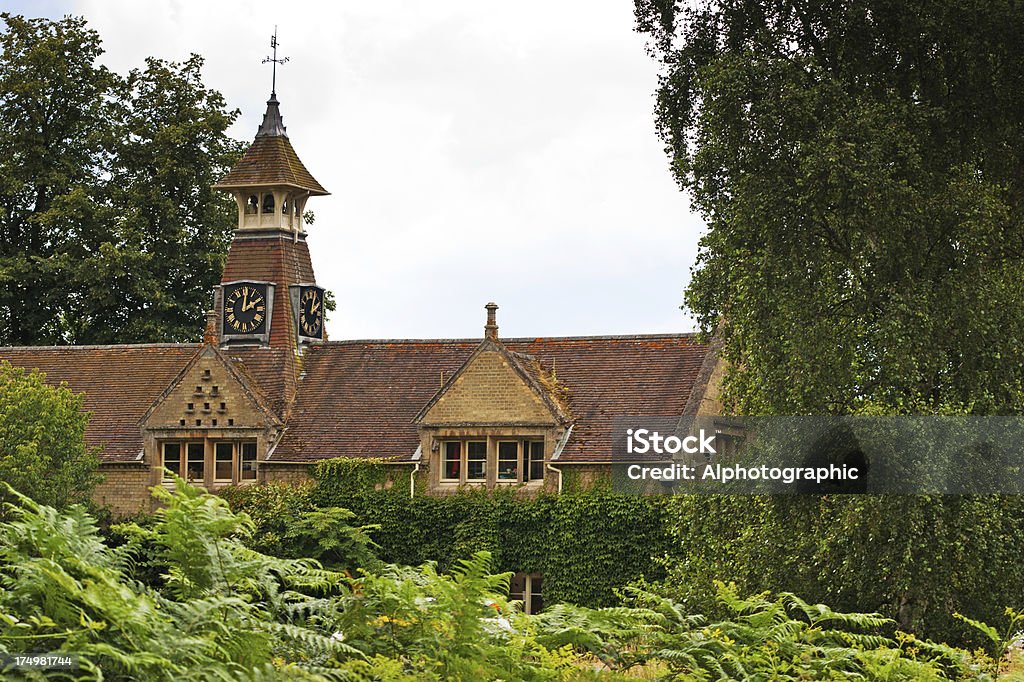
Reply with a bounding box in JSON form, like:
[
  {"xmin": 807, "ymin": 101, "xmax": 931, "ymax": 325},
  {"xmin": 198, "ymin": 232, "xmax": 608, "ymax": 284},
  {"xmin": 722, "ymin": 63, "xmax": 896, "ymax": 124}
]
[
  {"xmin": 0, "ymin": 13, "xmax": 242, "ymax": 346},
  {"xmin": 66, "ymin": 55, "xmax": 243, "ymax": 343},
  {"xmin": 635, "ymin": 1, "xmax": 1024, "ymax": 414},
  {"xmin": 0, "ymin": 14, "xmax": 115, "ymax": 344}
]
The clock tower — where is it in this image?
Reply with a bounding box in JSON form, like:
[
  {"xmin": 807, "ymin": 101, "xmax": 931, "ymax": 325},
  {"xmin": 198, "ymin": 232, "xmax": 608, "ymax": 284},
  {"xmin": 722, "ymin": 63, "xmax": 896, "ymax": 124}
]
[
  {"xmin": 210, "ymin": 90, "xmax": 328, "ymax": 416},
  {"xmin": 212, "ymin": 90, "xmax": 328, "ymax": 351}
]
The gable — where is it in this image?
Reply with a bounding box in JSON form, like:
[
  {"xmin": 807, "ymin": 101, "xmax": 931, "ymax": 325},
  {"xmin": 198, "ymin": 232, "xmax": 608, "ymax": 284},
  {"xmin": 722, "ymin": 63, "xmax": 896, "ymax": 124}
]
[
  {"xmin": 418, "ymin": 345, "xmax": 561, "ymax": 426},
  {"xmin": 141, "ymin": 345, "xmax": 277, "ymax": 431}
]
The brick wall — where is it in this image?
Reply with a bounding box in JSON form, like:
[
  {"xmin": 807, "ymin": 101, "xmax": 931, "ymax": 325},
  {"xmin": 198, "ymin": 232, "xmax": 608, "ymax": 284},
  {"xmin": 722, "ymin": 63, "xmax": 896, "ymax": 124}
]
[
  {"xmin": 423, "ymin": 349, "xmax": 554, "ymax": 424},
  {"xmin": 260, "ymin": 463, "xmax": 313, "ymax": 484},
  {"xmin": 94, "ymin": 463, "xmax": 152, "ymax": 516}
]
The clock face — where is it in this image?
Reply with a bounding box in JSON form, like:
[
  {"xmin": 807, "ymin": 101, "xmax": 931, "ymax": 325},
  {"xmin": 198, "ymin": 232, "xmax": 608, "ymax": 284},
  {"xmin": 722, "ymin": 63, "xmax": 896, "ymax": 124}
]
[
  {"xmin": 299, "ymin": 286, "xmax": 324, "ymax": 339},
  {"xmin": 223, "ymin": 283, "xmax": 268, "ymax": 335}
]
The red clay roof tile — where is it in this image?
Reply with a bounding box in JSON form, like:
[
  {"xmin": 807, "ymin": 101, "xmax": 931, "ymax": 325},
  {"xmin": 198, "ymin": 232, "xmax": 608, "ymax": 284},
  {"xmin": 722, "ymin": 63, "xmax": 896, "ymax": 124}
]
[
  {"xmin": 0, "ymin": 344, "xmax": 198, "ymax": 462},
  {"xmin": 272, "ymin": 334, "xmax": 710, "ymax": 463},
  {"xmin": 0, "ymin": 335, "xmax": 711, "ymax": 466}
]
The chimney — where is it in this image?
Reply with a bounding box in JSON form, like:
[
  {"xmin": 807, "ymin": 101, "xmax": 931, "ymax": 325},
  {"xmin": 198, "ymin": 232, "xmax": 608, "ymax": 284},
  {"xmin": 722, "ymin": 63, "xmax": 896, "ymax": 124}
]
[
  {"xmin": 204, "ymin": 309, "xmax": 219, "ymax": 345},
  {"xmin": 484, "ymin": 302, "xmax": 499, "ymax": 340}
]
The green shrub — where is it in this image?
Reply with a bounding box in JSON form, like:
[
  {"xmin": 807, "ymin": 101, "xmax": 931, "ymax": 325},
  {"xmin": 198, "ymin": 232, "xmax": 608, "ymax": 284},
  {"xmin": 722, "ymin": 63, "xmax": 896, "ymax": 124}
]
[
  {"xmin": 0, "ymin": 361, "xmax": 101, "ymax": 509},
  {"xmin": 218, "ymin": 481, "xmax": 379, "ymax": 571},
  {"xmin": 0, "ymin": 480, "xmax": 356, "ymax": 679},
  {"xmin": 656, "ymin": 494, "xmax": 1024, "ymax": 649},
  {"xmin": 224, "ymin": 459, "xmax": 1024, "ymax": 651},
  {"xmin": 304, "ymin": 459, "xmax": 673, "ymax": 607},
  {"xmin": 0, "ymin": 480, "xmax": 1008, "ymax": 680}
]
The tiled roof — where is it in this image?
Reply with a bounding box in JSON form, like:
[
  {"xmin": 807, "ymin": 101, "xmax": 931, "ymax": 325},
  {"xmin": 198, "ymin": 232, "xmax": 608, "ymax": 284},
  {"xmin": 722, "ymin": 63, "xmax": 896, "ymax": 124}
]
[
  {"xmin": 229, "ymin": 347, "xmax": 298, "ymax": 418},
  {"xmin": 0, "ymin": 344, "xmax": 198, "ymax": 462},
  {"xmin": 213, "ymin": 135, "xmax": 327, "ymax": 195},
  {"xmin": 0, "ymin": 335, "xmax": 711, "ymax": 466},
  {"xmin": 271, "ymin": 335, "xmax": 710, "ymax": 463}
]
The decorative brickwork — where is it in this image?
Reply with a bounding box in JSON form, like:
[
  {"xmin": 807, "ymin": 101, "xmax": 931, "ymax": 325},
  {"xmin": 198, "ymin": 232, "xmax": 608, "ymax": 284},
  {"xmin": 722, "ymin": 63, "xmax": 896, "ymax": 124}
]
[{"xmin": 142, "ymin": 345, "xmax": 275, "ymax": 431}]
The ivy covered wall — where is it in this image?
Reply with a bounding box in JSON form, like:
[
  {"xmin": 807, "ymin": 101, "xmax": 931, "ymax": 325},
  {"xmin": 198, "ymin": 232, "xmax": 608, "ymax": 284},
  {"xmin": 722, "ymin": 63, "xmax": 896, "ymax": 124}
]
[
  {"xmin": 308, "ymin": 459, "xmax": 672, "ymax": 606},
  {"xmin": 221, "ymin": 459, "xmax": 672, "ymax": 607}
]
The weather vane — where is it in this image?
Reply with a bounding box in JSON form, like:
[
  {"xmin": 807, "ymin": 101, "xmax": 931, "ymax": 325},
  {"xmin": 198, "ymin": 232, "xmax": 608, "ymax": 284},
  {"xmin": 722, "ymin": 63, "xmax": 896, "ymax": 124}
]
[{"xmin": 262, "ymin": 26, "xmax": 289, "ymax": 96}]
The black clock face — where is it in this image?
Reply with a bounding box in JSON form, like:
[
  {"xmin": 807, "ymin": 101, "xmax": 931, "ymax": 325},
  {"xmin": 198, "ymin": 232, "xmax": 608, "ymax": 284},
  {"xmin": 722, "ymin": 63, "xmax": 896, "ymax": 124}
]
[
  {"xmin": 224, "ymin": 284, "xmax": 268, "ymax": 335},
  {"xmin": 299, "ymin": 286, "xmax": 324, "ymax": 339}
]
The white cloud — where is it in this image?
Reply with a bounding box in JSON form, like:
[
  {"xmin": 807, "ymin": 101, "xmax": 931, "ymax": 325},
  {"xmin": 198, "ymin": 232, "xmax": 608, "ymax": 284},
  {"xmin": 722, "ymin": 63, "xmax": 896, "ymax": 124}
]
[{"xmin": 69, "ymin": 0, "xmax": 706, "ymax": 339}]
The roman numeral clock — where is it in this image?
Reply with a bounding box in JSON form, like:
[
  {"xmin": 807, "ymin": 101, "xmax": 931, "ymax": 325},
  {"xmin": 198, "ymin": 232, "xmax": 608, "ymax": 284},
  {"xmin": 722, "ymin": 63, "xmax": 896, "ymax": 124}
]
[
  {"xmin": 291, "ymin": 284, "xmax": 325, "ymax": 341},
  {"xmin": 221, "ymin": 281, "xmax": 275, "ymax": 344}
]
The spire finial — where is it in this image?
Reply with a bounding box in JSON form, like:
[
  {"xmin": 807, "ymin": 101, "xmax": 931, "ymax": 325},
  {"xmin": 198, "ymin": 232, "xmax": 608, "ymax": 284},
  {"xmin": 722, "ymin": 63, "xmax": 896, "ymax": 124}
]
[{"xmin": 262, "ymin": 26, "xmax": 289, "ymax": 97}]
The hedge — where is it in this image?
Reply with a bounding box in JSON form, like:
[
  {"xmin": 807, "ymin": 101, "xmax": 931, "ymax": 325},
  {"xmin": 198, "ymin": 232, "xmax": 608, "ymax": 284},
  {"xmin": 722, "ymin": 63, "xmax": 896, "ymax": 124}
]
[{"xmin": 657, "ymin": 494, "xmax": 1024, "ymax": 648}]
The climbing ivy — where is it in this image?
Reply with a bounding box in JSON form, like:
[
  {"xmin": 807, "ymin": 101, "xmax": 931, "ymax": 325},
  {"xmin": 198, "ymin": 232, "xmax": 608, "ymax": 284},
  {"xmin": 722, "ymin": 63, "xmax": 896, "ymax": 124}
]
[{"xmin": 225, "ymin": 460, "xmax": 673, "ymax": 607}]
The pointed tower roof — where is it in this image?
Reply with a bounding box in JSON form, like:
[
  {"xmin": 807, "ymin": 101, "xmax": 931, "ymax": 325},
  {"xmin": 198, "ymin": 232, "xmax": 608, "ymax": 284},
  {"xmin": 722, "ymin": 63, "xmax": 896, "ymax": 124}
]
[{"xmin": 213, "ymin": 94, "xmax": 328, "ymax": 196}]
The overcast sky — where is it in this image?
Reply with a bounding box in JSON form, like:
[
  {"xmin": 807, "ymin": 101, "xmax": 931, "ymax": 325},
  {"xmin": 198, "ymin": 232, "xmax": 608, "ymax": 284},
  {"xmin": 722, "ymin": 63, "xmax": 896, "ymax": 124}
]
[{"xmin": 8, "ymin": 0, "xmax": 706, "ymax": 340}]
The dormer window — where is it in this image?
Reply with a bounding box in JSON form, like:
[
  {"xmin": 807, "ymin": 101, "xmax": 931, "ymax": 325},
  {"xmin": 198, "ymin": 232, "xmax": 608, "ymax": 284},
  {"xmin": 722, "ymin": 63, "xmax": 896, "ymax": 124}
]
[{"xmin": 440, "ymin": 439, "xmax": 543, "ymax": 485}]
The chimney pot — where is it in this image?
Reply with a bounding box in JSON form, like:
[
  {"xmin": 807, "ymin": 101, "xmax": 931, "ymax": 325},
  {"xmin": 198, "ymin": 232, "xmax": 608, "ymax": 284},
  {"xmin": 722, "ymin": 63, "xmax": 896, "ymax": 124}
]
[{"xmin": 484, "ymin": 302, "xmax": 499, "ymax": 340}]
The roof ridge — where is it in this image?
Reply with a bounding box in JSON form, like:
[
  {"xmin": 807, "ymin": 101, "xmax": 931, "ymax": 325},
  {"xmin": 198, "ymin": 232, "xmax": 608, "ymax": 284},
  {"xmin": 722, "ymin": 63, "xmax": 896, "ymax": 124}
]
[
  {"xmin": 319, "ymin": 333, "xmax": 700, "ymax": 345},
  {"xmin": 0, "ymin": 342, "xmax": 200, "ymax": 351}
]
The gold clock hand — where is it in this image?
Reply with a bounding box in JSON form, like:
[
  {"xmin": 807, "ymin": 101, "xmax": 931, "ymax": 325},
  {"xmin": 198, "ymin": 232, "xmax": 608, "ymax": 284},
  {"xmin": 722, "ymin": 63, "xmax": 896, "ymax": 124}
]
[{"xmin": 242, "ymin": 292, "xmax": 260, "ymax": 312}]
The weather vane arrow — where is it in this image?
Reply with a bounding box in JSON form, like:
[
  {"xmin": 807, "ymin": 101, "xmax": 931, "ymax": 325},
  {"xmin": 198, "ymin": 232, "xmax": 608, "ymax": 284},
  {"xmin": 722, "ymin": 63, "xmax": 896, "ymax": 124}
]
[{"xmin": 262, "ymin": 26, "xmax": 289, "ymax": 96}]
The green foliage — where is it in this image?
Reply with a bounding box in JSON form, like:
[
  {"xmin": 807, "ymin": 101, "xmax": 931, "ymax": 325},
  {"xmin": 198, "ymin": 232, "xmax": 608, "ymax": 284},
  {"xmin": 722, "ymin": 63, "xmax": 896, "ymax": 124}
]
[
  {"xmin": 0, "ymin": 13, "xmax": 242, "ymax": 345},
  {"xmin": 218, "ymin": 480, "xmax": 316, "ymax": 558},
  {"xmin": 0, "ymin": 479, "xmax": 1009, "ymax": 680},
  {"xmin": 0, "ymin": 481, "xmax": 357, "ymax": 680},
  {"xmin": 218, "ymin": 481, "xmax": 380, "ymax": 571},
  {"xmin": 302, "ymin": 460, "xmax": 672, "ymax": 608},
  {"xmin": 529, "ymin": 582, "xmax": 996, "ymax": 680},
  {"xmin": 0, "ymin": 361, "xmax": 101, "ymax": 508},
  {"xmin": 635, "ymin": 0, "xmax": 1024, "ymax": 414},
  {"xmin": 332, "ymin": 554, "xmax": 549, "ymax": 680},
  {"xmin": 655, "ymin": 494, "xmax": 1024, "ymax": 650},
  {"xmin": 228, "ymin": 461, "xmax": 1024, "ymax": 654}
]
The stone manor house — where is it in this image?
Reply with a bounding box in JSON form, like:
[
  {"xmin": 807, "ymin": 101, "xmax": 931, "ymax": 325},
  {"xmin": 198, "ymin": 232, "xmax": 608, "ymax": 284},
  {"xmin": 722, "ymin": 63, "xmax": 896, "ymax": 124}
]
[{"xmin": 0, "ymin": 91, "xmax": 724, "ymax": 518}]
